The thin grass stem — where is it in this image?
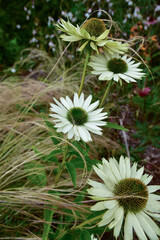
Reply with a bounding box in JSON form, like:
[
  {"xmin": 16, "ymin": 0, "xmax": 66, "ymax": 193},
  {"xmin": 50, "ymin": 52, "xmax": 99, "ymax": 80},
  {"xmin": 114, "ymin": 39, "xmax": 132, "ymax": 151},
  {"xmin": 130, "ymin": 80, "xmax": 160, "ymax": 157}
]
[{"xmin": 73, "ymin": 214, "xmax": 103, "ymax": 229}]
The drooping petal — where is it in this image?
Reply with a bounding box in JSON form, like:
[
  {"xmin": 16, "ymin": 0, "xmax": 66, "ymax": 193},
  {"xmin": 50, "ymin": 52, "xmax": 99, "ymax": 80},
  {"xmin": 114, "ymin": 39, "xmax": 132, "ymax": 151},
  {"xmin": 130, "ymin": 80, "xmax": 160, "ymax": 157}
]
[
  {"xmin": 137, "ymin": 212, "xmax": 159, "ymax": 240},
  {"xmin": 124, "ymin": 212, "xmax": 133, "ymax": 240}
]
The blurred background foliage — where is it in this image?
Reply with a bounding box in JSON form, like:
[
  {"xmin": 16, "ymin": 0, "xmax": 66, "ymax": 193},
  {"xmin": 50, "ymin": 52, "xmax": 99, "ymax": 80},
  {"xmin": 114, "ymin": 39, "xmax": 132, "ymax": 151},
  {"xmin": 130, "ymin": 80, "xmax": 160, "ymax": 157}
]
[{"xmin": 0, "ymin": 0, "xmax": 160, "ymax": 69}]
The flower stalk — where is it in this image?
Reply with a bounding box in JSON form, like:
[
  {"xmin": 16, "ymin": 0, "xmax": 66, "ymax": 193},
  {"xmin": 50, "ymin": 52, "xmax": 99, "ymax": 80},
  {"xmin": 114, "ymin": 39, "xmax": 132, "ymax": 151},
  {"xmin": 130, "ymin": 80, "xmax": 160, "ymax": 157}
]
[
  {"xmin": 78, "ymin": 50, "xmax": 90, "ymax": 97},
  {"xmin": 54, "ymin": 144, "xmax": 68, "ymax": 185},
  {"xmin": 99, "ymin": 80, "xmax": 113, "ymax": 108}
]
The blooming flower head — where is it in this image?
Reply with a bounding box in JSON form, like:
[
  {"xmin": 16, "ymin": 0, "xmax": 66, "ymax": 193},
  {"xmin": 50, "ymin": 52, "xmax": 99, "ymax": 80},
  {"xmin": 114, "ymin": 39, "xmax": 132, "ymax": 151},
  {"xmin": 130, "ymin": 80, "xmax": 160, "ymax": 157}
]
[
  {"xmin": 57, "ymin": 18, "xmax": 129, "ymax": 54},
  {"xmin": 138, "ymin": 87, "xmax": 151, "ymax": 97},
  {"xmin": 88, "ymin": 51, "xmax": 145, "ymax": 83},
  {"xmin": 91, "ymin": 234, "xmax": 98, "ymax": 240},
  {"xmin": 50, "ymin": 93, "xmax": 108, "ymax": 142},
  {"xmin": 88, "ymin": 156, "xmax": 160, "ymax": 240}
]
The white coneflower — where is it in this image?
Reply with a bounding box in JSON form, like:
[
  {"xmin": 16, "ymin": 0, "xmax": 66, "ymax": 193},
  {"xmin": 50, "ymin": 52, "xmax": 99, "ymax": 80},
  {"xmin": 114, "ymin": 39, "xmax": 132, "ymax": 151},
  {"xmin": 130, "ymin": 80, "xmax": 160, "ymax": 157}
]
[
  {"xmin": 88, "ymin": 52, "xmax": 145, "ymax": 83},
  {"xmin": 91, "ymin": 234, "xmax": 98, "ymax": 240},
  {"xmin": 57, "ymin": 18, "xmax": 128, "ymax": 53},
  {"xmin": 88, "ymin": 156, "xmax": 160, "ymax": 240},
  {"xmin": 50, "ymin": 93, "xmax": 108, "ymax": 142}
]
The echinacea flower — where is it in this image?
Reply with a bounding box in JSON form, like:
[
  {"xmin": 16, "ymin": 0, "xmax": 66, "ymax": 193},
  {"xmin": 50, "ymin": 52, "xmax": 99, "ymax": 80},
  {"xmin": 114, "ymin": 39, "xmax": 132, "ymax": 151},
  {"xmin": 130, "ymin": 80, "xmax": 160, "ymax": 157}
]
[
  {"xmin": 88, "ymin": 156, "xmax": 160, "ymax": 240},
  {"xmin": 50, "ymin": 93, "xmax": 108, "ymax": 142},
  {"xmin": 91, "ymin": 234, "xmax": 98, "ymax": 240},
  {"xmin": 88, "ymin": 52, "xmax": 145, "ymax": 83},
  {"xmin": 57, "ymin": 18, "xmax": 128, "ymax": 54},
  {"xmin": 138, "ymin": 87, "xmax": 151, "ymax": 97}
]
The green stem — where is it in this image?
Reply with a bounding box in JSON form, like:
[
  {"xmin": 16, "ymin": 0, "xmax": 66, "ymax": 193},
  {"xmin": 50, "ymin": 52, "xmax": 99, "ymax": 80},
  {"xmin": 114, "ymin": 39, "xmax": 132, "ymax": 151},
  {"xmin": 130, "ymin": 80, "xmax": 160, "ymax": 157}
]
[
  {"xmin": 99, "ymin": 80, "xmax": 113, "ymax": 108},
  {"xmin": 54, "ymin": 144, "xmax": 68, "ymax": 185},
  {"xmin": 78, "ymin": 50, "xmax": 90, "ymax": 97}
]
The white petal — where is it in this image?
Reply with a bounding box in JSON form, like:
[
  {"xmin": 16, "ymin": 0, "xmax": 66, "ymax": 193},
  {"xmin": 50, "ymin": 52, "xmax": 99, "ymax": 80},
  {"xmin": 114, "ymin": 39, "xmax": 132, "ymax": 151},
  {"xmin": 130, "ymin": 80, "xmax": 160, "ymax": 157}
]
[
  {"xmin": 111, "ymin": 157, "xmax": 119, "ymax": 169},
  {"xmin": 88, "ymin": 108, "xmax": 103, "ymax": 116},
  {"xmin": 102, "ymin": 160, "xmax": 118, "ymax": 184},
  {"xmin": 99, "ymin": 71, "xmax": 113, "ymax": 80},
  {"xmin": 148, "ymin": 185, "xmax": 160, "ymax": 193},
  {"xmin": 134, "ymin": 166, "xmax": 144, "ymax": 179},
  {"xmin": 118, "ymin": 73, "xmax": 137, "ymax": 83},
  {"xmin": 84, "ymin": 122, "xmax": 102, "ymax": 131},
  {"xmin": 62, "ymin": 124, "xmax": 73, "ymax": 134},
  {"xmin": 49, "ymin": 114, "xmax": 67, "ymax": 122},
  {"xmin": 132, "ymin": 213, "xmax": 147, "ymax": 240},
  {"xmin": 73, "ymin": 92, "xmax": 79, "ymax": 107},
  {"xmin": 87, "ymin": 100, "xmax": 100, "ymax": 112},
  {"xmin": 82, "ymin": 95, "xmax": 92, "ymax": 110},
  {"xmin": 109, "ymin": 158, "xmax": 121, "ymax": 181},
  {"xmin": 54, "ymin": 122, "xmax": 69, "ymax": 128},
  {"xmin": 113, "ymin": 74, "xmax": 119, "ymax": 82},
  {"xmin": 92, "ymin": 166, "xmax": 109, "ymax": 183},
  {"xmin": 78, "ymin": 126, "xmax": 91, "ymax": 142},
  {"xmin": 91, "ymin": 201, "xmax": 107, "ymax": 211},
  {"xmin": 124, "ymin": 212, "xmax": 133, "ymax": 240},
  {"xmin": 137, "ymin": 212, "xmax": 159, "ymax": 240},
  {"xmin": 113, "ymin": 209, "xmax": 124, "ymax": 238},
  {"xmin": 88, "ymin": 187, "xmax": 113, "ymax": 198},
  {"xmin": 146, "ymin": 199, "xmax": 160, "ymax": 212},
  {"xmin": 79, "ymin": 93, "xmax": 84, "ymax": 107},
  {"xmin": 125, "ymin": 157, "xmax": 131, "ymax": 178},
  {"xmin": 149, "ymin": 193, "xmax": 160, "ymax": 201},
  {"xmin": 119, "ymin": 156, "xmax": 126, "ymax": 179},
  {"xmin": 67, "ymin": 128, "xmax": 74, "ymax": 139},
  {"xmin": 91, "ymin": 200, "xmax": 117, "ymax": 211},
  {"xmin": 66, "ymin": 96, "xmax": 74, "ymax": 108},
  {"xmin": 60, "ymin": 97, "xmax": 71, "ymax": 110},
  {"xmin": 141, "ymin": 211, "xmax": 160, "ymax": 235},
  {"xmin": 53, "ymin": 97, "xmax": 67, "ymax": 111},
  {"xmin": 145, "ymin": 211, "xmax": 160, "ymax": 221},
  {"xmin": 103, "ymin": 200, "xmax": 118, "ymax": 209},
  {"xmin": 88, "ymin": 179, "xmax": 106, "ymax": 188},
  {"xmin": 131, "ymin": 162, "xmax": 137, "ymax": 177},
  {"xmin": 108, "ymin": 206, "xmax": 124, "ymax": 230},
  {"xmin": 143, "ymin": 175, "xmax": 153, "ymax": 185},
  {"xmin": 73, "ymin": 125, "xmax": 80, "ymax": 138},
  {"xmin": 98, "ymin": 205, "xmax": 119, "ymax": 227}
]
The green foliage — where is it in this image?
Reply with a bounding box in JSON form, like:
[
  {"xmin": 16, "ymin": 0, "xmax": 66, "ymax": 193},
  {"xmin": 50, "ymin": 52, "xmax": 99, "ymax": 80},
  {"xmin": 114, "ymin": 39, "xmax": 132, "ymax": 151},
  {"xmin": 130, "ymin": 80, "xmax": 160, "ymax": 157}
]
[
  {"xmin": 24, "ymin": 161, "xmax": 47, "ymax": 187},
  {"xmin": 80, "ymin": 229, "xmax": 91, "ymax": 240},
  {"xmin": 105, "ymin": 122, "xmax": 129, "ymax": 131},
  {"xmin": 42, "ymin": 207, "xmax": 58, "ymax": 240},
  {"xmin": 1, "ymin": 0, "xmax": 159, "ymax": 70},
  {"xmin": 66, "ymin": 162, "xmax": 77, "ymax": 187},
  {"xmin": 133, "ymin": 121, "xmax": 160, "ymax": 148}
]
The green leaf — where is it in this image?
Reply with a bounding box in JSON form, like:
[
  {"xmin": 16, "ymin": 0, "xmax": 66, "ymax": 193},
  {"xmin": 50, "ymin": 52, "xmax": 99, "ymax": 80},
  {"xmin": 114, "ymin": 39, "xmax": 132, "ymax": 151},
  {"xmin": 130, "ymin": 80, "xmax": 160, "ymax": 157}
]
[
  {"xmin": 105, "ymin": 122, "xmax": 129, "ymax": 131},
  {"xmin": 24, "ymin": 161, "xmax": 47, "ymax": 187},
  {"xmin": 44, "ymin": 120, "xmax": 62, "ymax": 145},
  {"xmin": 41, "ymin": 150, "xmax": 60, "ymax": 163},
  {"xmin": 152, "ymin": 52, "xmax": 160, "ymax": 58},
  {"xmin": 51, "ymin": 136, "xmax": 61, "ymax": 145},
  {"xmin": 70, "ymin": 157, "xmax": 100, "ymax": 171},
  {"xmin": 80, "ymin": 229, "xmax": 91, "ymax": 240},
  {"xmin": 71, "ymin": 141, "xmax": 87, "ymax": 156},
  {"xmin": 32, "ymin": 146, "xmax": 40, "ymax": 154},
  {"xmin": 66, "ymin": 162, "xmax": 76, "ymax": 187},
  {"xmin": 70, "ymin": 157, "xmax": 84, "ymax": 169},
  {"xmin": 44, "ymin": 120, "xmax": 56, "ymax": 129},
  {"xmin": 85, "ymin": 157, "xmax": 100, "ymax": 171},
  {"xmin": 42, "ymin": 207, "xmax": 58, "ymax": 240}
]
